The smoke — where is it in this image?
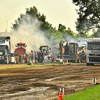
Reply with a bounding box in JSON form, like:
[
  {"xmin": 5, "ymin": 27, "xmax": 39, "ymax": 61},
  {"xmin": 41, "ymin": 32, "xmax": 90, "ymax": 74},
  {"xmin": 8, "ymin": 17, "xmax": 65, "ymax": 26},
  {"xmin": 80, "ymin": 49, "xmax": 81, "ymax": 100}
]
[
  {"xmin": 50, "ymin": 34, "xmax": 89, "ymax": 58},
  {"xmin": 51, "ymin": 44, "xmax": 59, "ymax": 58},
  {"xmin": 65, "ymin": 34, "xmax": 88, "ymax": 46},
  {"xmin": 0, "ymin": 14, "xmax": 89, "ymax": 57},
  {"xmin": 0, "ymin": 14, "xmax": 60, "ymax": 57},
  {"xmin": 10, "ymin": 15, "xmax": 50, "ymax": 53}
]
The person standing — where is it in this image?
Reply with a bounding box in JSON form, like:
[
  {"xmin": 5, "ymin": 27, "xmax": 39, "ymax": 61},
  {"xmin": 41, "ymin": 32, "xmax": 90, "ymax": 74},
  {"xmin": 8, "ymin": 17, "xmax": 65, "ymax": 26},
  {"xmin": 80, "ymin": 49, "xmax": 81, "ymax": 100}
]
[
  {"xmin": 31, "ymin": 51, "xmax": 34, "ymax": 64},
  {"xmin": 35, "ymin": 51, "xmax": 38, "ymax": 63}
]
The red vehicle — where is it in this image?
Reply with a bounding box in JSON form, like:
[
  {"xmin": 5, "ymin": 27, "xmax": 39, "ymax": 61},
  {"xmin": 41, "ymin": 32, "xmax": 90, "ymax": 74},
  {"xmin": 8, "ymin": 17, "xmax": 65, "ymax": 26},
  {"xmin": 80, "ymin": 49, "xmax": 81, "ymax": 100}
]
[{"xmin": 14, "ymin": 42, "xmax": 27, "ymax": 63}]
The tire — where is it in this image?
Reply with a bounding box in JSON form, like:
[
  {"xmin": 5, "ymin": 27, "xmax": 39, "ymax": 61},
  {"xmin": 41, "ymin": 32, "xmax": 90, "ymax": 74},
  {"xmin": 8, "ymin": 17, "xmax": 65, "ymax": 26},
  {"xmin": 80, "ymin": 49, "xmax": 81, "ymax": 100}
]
[
  {"xmin": 2, "ymin": 60, "xmax": 5, "ymax": 64},
  {"xmin": 81, "ymin": 56, "xmax": 86, "ymax": 63},
  {"xmin": 86, "ymin": 63, "xmax": 94, "ymax": 66},
  {"xmin": 86, "ymin": 63, "xmax": 90, "ymax": 66},
  {"xmin": 71, "ymin": 60, "xmax": 76, "ymax": 63},
  {"xmin": 91, "ymin": 63, "xmax": 94, "ymax": 66}
]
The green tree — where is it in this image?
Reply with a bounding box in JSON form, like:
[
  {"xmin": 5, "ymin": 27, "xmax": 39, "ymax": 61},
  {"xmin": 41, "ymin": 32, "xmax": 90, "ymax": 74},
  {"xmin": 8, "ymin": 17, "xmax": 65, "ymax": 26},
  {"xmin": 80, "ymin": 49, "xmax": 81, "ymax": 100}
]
[
  {"xmin": 72, "ymin": 0, "xmax": 100, "ymax": 35},
  {"xmin": 11, "ymin": 5, "xmax": 81, "ymax": 45},
  {"xmin": 26, "ymin": 6, "xmax": 38, "ymax": 17},
  {"xmin": 58, "ymin": 24, "xmax": 66, "ymax": 33}
]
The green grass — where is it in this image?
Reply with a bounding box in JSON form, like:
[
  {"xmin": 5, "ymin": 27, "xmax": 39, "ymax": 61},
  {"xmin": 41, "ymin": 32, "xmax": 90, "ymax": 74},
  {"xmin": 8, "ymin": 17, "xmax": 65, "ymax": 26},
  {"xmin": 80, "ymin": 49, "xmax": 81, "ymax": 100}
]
[
  {"xmin": 0, "ymin": 62, "xmax": 86, "ymax": 69},
  {"xmin": 0, "ymin": 63, "xmax": 63, "ymax": 69},
  {"xmin": 0, "ymin": 64, "xmax": 31, "ymax": 69},
  {"xmin": 58, "ymin": 85, "xmax": 100, "ymax": 100}
]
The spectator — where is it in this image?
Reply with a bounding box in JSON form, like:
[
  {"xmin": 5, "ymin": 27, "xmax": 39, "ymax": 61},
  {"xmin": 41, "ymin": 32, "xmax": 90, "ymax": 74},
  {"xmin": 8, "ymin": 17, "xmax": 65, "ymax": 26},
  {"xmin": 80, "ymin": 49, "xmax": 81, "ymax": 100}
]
[
  {"xmin": 35, "ymin": 51, "xmax": 38, "ymax": 63},
  {"xmin": 31, "ymin": 50, "xmax": 34, "ymax": 64}
]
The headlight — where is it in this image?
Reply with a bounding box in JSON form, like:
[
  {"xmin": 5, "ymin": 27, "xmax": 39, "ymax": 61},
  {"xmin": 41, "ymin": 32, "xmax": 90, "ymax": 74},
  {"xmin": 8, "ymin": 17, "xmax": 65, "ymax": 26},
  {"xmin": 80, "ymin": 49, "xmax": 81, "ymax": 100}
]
[{"xmin": 60, "ymin": 59, "xmax": 63, "ymax": 62}]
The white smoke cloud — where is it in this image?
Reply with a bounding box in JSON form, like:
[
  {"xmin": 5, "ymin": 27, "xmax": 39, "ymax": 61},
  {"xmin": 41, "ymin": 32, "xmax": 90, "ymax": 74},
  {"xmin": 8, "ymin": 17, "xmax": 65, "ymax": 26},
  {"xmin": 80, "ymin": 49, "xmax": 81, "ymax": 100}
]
[
  {"xmin": 51, "ymin": 44, "xmax": 59, "ymax": 58},
  {"xmin": 10, "ymin": 15, "xmax": 50, "ymax": 53},
  {"xmin": 65, "ymin": 34, "xmax": 88, "ymax": 48},
  {"xmin": 0, "ymin": 14, "xmax": 89, "ymax": 57}
]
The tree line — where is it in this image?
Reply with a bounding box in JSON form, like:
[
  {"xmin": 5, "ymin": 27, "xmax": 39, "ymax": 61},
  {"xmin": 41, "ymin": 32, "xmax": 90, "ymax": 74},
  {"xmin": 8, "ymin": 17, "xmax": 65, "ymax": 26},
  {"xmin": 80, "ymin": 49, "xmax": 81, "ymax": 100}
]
[
  {"xmin": 72, "ymin": 0, "xmax": 100, "ymax": 37},
  {"xmin": 11, "ymin": 6, "xmax": 94, "ymax": 45}
]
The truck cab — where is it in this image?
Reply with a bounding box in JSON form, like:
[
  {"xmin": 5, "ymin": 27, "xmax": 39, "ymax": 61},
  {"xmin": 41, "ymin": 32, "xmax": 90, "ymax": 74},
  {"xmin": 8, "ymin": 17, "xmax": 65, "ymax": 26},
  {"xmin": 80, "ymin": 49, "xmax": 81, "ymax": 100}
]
[
  {"xmin": 39, "ymin": 45, "xmax": 51, "ymax": 55},
  {"xmin": 0, "ymin": 36, "xmax": 16, "ymax": 64},
  {"xmin": 14, "ymin": 42, "xmax": 27, "ymax": 64},
  {"xmin": 86, "ymin": 38, "xmax": 100, "ymax": 65},
  {"xmin": 39, "ymin": 45, "xmax": 52, "ymax": 63},
  {"xmin": 59, "ymin": 41, "xmax": 78, "ymax": 62}
]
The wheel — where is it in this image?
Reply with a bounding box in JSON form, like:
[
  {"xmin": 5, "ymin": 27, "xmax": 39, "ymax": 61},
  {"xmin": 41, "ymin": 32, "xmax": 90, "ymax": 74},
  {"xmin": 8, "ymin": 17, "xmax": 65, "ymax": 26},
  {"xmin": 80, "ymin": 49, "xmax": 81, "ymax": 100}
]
[
  {"xmin": 81, "ymin": 56, "xmax": 86, "ymax": 63},
  {"xmin": 86, "ymin": 63, "xmax": 94, "ymax": 66},
  {"xmin": 91, "ymin": 63, "xmax": 94, "ymax": 66},
  {"xmin": 86, "ymin": 63, "xmax": 90, "ymax": 66},
  {"xmin": 2, "ymin": 60, "xmax": 5, "ymax": 64}
]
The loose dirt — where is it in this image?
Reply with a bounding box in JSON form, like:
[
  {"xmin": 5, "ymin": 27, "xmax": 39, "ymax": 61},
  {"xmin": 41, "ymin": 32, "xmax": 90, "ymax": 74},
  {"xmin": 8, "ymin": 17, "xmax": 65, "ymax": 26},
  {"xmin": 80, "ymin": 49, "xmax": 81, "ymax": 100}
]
[{"xmin": 0, "ymin": 63, "xmax": 100, "ymax": 100}]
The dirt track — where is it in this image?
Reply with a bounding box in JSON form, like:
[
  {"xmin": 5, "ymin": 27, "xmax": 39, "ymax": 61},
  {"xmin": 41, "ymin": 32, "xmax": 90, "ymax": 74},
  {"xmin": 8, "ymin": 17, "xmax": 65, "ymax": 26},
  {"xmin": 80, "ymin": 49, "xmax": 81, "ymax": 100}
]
[{"xmin": 0, "ymin": 64, "xmax": 100, "ymax": 100}]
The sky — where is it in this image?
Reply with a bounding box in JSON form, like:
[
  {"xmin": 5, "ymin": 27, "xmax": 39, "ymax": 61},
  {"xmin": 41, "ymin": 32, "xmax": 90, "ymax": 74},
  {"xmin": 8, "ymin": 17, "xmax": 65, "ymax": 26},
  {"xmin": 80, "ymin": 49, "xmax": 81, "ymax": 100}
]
[{"xmin": 0, "ymin": 0, "xmax": 78, "ymax": 32}]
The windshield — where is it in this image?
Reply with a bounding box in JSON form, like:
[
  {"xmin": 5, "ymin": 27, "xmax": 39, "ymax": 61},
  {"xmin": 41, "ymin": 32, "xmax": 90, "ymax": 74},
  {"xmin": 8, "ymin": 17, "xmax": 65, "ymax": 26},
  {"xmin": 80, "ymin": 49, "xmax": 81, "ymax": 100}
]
[
  {"xmin": 41, "ymin": 47, "xmax": 48, "ymax": 50},
  {"xmin": 78, "ymin": 46, "xmax": 85, "ymax": 51},
  {"xmin": 88, "ymin": 42, "xmax": 100, "ymax": 50},
  {"xmin": 69, "ymin": 44, "xmax": 75, "ymax": 53}
]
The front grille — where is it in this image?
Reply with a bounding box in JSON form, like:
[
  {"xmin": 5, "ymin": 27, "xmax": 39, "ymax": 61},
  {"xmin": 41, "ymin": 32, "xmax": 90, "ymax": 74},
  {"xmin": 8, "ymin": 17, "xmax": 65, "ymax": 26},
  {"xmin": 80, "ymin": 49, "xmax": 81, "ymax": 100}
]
[
  {"xmin": 89, "ymin": 54, "xmax": 95, "ymax": 56},
  {"xmin": 89, "ymin": 53, "xmax": 100, "ymax": 56},
  {"xmin": 89, "ymin": 57, "xmax": 100, "ymax": 62}
]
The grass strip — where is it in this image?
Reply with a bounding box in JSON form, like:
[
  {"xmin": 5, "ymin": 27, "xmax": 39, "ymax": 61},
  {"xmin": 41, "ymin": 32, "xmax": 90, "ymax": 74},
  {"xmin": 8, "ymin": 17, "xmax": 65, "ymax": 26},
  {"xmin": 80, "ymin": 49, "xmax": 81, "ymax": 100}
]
[
  {"xmin": 56, "ymin": 85, "xmax": 100, "ymax": 100},
  {"xmin": 0, "ymin": 62, "xmax": 85, "ymax": 69},
  {"xmin": 0, "ymin": 63, "xmax": 63, "ymax": 69},
  {"xmin": 0, "ymin": 64, "xmax": 31, "ymax": 69}
]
